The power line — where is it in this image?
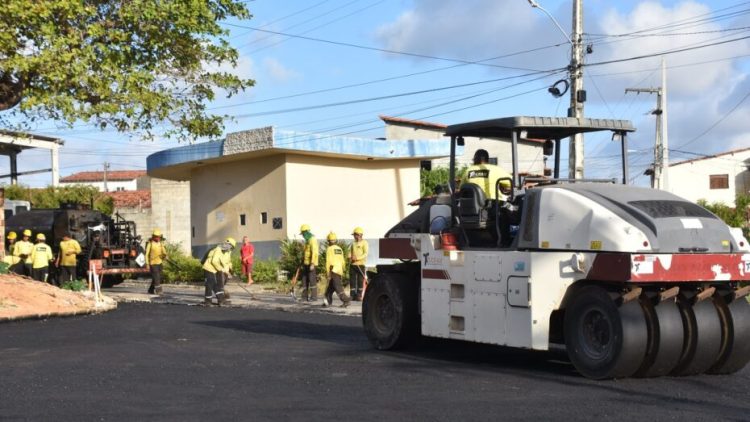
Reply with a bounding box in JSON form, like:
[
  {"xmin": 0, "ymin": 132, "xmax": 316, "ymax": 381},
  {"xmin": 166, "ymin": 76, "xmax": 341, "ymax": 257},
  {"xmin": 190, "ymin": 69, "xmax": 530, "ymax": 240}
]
[
  {"xmin": 675, "ymin": 90, "xmax": 750, "ymax": 150},
  {"xmin": 584, "ymin": 34, "xmax": 750, "ymax": 68},
  {"xmin": 222, "ymin": 22, "xmax": 544, "ymax": 72},
  {"xmin": 225, "ymin": 70, "xmax": 562, "ymax": 119},
  {"xmin": 243, "ymin": 0, "xmax": 387, "ymax": 56}
]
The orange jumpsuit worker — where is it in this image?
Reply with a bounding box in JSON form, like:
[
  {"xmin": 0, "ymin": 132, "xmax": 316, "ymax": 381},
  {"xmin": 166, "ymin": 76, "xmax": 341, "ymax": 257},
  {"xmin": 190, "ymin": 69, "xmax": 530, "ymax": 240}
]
[{"xmin": 240, "ymin": 236, "xmax": 255, "ymax": 284}]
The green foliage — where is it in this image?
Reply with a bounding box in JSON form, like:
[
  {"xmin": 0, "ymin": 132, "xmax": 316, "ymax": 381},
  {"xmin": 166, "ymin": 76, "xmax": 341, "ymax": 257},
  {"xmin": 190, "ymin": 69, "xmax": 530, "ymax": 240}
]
[
  {"xmin": 0, "ymin": 0, "xmax": 254, "ymax": 141},
  {"xmin": 60, "ymin": 279, "xmax": 86, "ymax": 291},
  {"xmin": 698, "ymin": 194, "xmax": 750, "ymax": 236},
  {"xmin": 278, "ymin": 238, "xmax": 351, "ymax": 280},
  {"xmin": 162, "ymin": 242, "xmax": 203, "ymax": 283},
  {"xmin": 420, "ymin": 166, "xmax": 467, "ymax": 197},
  {"xmin": 252, "ymin": 259, "xmax": 279, "ymax": 284},
  {"xmin": 4, "ymin": 184, "xmax": 114, "ymax": 214}
]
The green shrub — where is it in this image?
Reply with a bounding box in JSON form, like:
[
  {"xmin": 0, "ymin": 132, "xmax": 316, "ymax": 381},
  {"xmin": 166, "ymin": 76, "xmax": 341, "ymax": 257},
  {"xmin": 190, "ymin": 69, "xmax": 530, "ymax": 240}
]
[
  {"xmin": 4, "ymin": 183, "xmax": 114, "ymax": 215},
  {"xmin": 698, "ymin": 194, "xmax": 750, "ymax": 238},
  {"xmin": 279, "ymin": 238, "xmax": 352, "ymax": 280},
  {"xmin": 61, "ymin": 279, "xmax": 87, "ymax": 291},
  {"xmin": 252, "ymin": 259, "xmax": 279, "ymax": 284},
  {"xmin": 420, "ymin": 165, "xmax": 467, "ymax": 197},
  {"xmin": 163, "ymin": 242, "xmax": 203, "ymax": 283}
]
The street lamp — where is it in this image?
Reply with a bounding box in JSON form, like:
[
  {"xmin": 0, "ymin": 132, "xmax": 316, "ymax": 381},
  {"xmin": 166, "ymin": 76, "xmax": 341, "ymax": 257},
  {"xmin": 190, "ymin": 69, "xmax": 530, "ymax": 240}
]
[{"xmin": 527, "ymin": 0, "xmax": 572, "ymax": 45}]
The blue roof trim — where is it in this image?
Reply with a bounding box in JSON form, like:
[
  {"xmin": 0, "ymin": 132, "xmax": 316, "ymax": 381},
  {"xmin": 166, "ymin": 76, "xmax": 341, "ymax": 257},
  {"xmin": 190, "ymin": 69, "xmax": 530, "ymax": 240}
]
[
  {"xmin": 147, "ymin": 128, "xmax": 455, "ymax": 173},
  {"xmin": 147, "ymin": 140, "xmax": 224, "ymax": 171},
  {"xmin": 272, "ymin": 130, "xmax": 453, "ymax": 159}
]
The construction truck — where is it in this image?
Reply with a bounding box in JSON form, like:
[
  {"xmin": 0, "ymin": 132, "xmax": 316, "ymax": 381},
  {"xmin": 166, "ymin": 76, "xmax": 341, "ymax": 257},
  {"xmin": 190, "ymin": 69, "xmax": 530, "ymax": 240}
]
[
  {"xmin": 5, "ymin": 205, "xmax": 146, "ymax": 286},
  {"xmin": 362, "ymin": 116, "xmax": 750, "ymax": 379}
]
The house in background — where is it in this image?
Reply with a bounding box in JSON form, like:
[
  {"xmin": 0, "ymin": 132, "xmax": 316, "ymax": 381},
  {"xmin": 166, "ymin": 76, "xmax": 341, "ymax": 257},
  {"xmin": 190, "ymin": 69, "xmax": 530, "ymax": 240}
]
[
  {"xmin": 669, "ymin": 146, "xmax": 750, "ymax": 207},
  {"xmin": 59, "ymin": 170, "xmax": 150, "ymax": 192},
  {"xmin": 147, "ymin": 126, "xmax": 450, "ymax": 261},
  {"xmin": 381, "ymin": 115, "xmax": 547, "ymax": 175}
]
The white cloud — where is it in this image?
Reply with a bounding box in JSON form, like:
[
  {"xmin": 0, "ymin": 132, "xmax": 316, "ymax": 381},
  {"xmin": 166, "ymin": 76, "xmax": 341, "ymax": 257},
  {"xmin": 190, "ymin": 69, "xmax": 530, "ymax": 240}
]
[
  {"xmin": 262, "ymin": 58, "xmax": 300, "ymax": 83},
  {"xmin": 375, "ymin": 0, "xmax": 750, "ymax": 159},
  {"xmin": 375, "ymin": 0, "xmax": 569, "ymax": 70}
]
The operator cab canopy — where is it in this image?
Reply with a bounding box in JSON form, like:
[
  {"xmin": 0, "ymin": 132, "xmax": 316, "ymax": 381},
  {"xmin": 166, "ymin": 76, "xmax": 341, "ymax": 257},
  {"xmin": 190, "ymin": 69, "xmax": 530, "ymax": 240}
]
[{"xmin": 444, "ymin": 116, "xmax": 636, "ymax": 190}]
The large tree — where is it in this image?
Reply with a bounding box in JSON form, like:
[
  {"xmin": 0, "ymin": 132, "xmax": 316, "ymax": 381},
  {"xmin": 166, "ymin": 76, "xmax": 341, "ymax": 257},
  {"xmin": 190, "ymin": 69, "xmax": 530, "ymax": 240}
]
[{"xmin": 0, "ymin": 0, "xmax": 254, "ymax": 141}]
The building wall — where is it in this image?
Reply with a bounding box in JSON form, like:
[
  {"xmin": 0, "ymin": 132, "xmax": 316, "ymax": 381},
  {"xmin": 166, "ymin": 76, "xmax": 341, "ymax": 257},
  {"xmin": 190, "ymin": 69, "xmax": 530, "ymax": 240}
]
[
  {"xmin": 189, "ymin": 155, "xmax": 287, "ymax": 258},
  {"xmin": 669, "ymin": 149, "xmax": 750, "ymax": 207},
  {"xmin": 114, "ymin": 206, "xmax": 152, "ymax": 242},
  {"xmin": 284, "ymin": 154, "xmax": 420, "ymax": 242},
  {"xmin": 150, "ymin": 178, "xmax": 190, "ymax": 252},
  {"xmin": 385, "ymin": 123, "xmax": 545, "ymax": 174}
]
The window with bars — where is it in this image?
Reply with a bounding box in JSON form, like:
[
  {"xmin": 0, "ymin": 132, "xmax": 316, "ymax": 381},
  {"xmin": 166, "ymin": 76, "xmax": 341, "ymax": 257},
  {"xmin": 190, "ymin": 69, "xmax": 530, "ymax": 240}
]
[{"xmin": 709, "ymin": 174, "xmax": 729, "ymax": 190}]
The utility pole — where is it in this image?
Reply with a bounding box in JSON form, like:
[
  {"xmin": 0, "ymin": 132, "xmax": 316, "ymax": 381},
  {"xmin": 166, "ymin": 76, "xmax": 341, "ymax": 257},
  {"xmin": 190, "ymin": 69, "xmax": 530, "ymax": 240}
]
[
  {"xmin": 625, "ymin": 58, "xmax": 668, "ymax": 190},
  {"xmin": 103, "ymin": 162, "xmax": 110, "ymax": 192},
  {"xmin": 569, "ymin": 0, "xmax": 585, "ymax": 179}
]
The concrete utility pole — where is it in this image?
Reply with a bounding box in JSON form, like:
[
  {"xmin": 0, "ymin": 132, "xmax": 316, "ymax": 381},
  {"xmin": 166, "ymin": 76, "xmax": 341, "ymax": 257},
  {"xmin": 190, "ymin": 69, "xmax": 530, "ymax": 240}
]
[
  {"xmin": 103, "ymin": 162, "xmax": 110, "ymax": 192},
  {"xmin": 625, "ymin": 58, "xmax": 669, "ymax": 190},
  {"xmin": 569, "ymin": 0, "xmax": 585, "ymax": 179}
]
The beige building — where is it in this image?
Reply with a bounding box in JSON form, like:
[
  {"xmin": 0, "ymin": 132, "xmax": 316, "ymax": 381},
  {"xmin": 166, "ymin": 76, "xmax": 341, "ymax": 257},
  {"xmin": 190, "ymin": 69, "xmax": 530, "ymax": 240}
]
[
  {"xmin": 669, "ymin": 146, "xmax": 750, "ymax": 207},
  {"xmin": 147, "ymin": 126, "xmax": 449, "ymax": 260},
  {"xmin": 381, "ymin": 116, "xmax": 547, "ymax": 174}
]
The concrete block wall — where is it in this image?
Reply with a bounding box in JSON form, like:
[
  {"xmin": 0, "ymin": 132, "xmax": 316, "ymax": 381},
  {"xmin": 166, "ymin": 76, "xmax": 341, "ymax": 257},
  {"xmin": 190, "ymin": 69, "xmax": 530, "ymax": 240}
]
[{"xmin": 150, "ymin": 178, "xmax": 191, "ymax": 254}]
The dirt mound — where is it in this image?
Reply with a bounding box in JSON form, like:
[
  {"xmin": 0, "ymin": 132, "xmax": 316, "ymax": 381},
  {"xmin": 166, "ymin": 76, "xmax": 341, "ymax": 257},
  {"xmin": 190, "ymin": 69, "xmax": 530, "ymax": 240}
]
[{"xmin": 0, "ymin": 274, "xmax": 116, "ymax": 321}]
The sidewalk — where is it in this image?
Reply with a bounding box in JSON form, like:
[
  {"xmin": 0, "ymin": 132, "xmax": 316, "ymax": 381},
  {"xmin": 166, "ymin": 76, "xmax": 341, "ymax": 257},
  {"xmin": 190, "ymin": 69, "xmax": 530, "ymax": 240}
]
[{"xmin": 106, "ymin": 280, "xmax": 363, "ymax": 317}]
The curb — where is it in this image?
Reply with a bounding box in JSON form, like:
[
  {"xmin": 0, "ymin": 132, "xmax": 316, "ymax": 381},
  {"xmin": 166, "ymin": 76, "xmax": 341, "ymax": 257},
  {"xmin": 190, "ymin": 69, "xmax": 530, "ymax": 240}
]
[{"xmin": 0, "ymin": 301, "xmax": 118, "ymax": 323}]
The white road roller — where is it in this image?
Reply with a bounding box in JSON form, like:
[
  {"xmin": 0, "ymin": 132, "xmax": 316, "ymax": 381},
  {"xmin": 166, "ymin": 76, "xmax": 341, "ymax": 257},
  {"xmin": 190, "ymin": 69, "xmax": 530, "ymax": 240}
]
[{"xmin": 362, "ymin": 116, "xmax": 750, "ymax": 379}]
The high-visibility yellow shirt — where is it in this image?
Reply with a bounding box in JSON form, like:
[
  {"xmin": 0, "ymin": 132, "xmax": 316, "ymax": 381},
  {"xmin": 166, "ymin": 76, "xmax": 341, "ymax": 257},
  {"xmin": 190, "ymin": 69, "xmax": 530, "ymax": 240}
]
[
  {"xmin": 202, "ymin": 246, "xmax": 231, "ymax": 273},
  {"xmin": 59, "ymin": 239, "xmax": 82, "ymax": 266},
  {"xmin": 14, "ymin": 240, "xmax": 33, "ymax": 264},
  {"xmin": 303, "ymin": 237, "xmax": 318, "ymax": 266},
  {"xmin": 145, "ymin": 240, "xmax": 166, "ymax": 265},
  {"xmin": 30, "ymin": 243, "xmax": 53, "ymax": 269},
  {"xmin": 463, "ymin": 163, "xmax": 512, "ymax": 200},
  {"xmin": 2, "ymin": 255, "xmax": 20, "ymax": 266},
  {"xmin": 325, "ymin": 244, "xmax": 345, "ymax": 276},
  {"xmin": 351, "ymin": 240, "xmax": 369, "ymax": 266}
]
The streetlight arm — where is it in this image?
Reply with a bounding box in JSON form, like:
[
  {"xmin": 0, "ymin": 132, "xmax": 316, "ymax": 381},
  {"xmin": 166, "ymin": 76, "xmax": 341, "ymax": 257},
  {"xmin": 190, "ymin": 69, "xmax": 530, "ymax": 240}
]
[{"xmin": 527, "ymin": 0, "xmax": 573, "ymax": 45}]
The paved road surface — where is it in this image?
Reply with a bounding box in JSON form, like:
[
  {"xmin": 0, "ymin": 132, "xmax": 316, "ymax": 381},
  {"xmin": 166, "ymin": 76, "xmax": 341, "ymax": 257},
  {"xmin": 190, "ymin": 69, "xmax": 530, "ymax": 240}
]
[{"xmin": 2, "ymin": 303, "xmax": 749, "ymax": 421}]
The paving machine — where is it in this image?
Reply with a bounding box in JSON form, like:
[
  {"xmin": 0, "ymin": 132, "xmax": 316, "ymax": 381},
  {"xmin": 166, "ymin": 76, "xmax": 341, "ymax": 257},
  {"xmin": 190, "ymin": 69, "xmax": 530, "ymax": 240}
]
[
  {"xmin": 363, "ymin": 116, "xmax": 750, "ymax": 379},
  {"xmin": 5, "ymin": 205, "xmax": 146, "ymax": 286}
]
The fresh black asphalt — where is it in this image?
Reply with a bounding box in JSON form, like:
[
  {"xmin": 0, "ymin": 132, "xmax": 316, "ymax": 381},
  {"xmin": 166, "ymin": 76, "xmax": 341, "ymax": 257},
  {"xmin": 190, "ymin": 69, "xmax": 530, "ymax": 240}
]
[{"xmin": 1, "ymin": 303, "xmax": 749, "ymax": 421}]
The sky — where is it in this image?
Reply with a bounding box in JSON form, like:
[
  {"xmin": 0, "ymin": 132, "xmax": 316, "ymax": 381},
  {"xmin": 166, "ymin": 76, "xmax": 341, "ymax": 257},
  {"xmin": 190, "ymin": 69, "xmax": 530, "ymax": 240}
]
[{"xmin": 6, "ymin": 0, "xmax": 750, "ymax": 187}]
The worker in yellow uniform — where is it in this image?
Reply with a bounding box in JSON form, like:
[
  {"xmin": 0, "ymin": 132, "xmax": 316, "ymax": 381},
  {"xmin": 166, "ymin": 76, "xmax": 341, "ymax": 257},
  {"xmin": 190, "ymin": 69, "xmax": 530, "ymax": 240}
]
[
  {"xmin": 145, "ymin": 229, "xmax": 168, "ymax": 295},
  {"xmin": 202, "ymin": 237, "xmax": 235, "ymax": 306},
  {"xmin": 463, "ymin": 149, "xmax": 512, "ymax": 200},
  {"xmin": 30, "ymin": 233, "xmax": 53, "ymax": 283},
  {"xmin": 4, "ymin": 231, "xmax": 22, "ymax": 274},
  {"xmin": 349, "ymin": 227, "xmax": 369, "ymax": 301},
  {"xmin": 14, "ymin": 229, "xmax": 34, "ymax": 277},
  {"xmin": 300, "ymin": 224, "xmax": 319, "ymax": 302},
  {"xmin": 57, "ymin": 232, "xmax": 82, "ymax": 285},
  {"xmin": 323, "ymin": 232, "xmax": 351, "ymax": 308}
]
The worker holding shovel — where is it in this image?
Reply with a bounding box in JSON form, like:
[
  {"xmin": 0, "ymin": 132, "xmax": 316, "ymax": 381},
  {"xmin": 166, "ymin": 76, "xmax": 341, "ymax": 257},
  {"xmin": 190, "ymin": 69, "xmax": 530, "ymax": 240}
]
[
  {"xmin": 349, "ymin": 227, "xmax": 368, "ymax": 301},
  {"xmin": 323, "ymin": 232, "xmax": 350, "ymax": 308}
]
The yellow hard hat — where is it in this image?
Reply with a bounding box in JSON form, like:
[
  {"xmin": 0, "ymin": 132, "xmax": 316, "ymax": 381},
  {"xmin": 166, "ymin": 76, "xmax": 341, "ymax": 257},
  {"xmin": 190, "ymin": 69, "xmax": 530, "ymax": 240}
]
[
  {"xmin": 225, "ymin": 237, "xmax": 237, "ymax": 248},
  {"xmin": 7, "ymin": 231, "xmax": 16, "ymax": 240},
  {"xmin": 23, "ymin": 229, "xmax": 31, "ymax": 237},
  {"xmin": 36, "ymin": 233, "xmax": 46, "ymax": 241},
  {"xmin": 300, "ymin": 224, "xmax": 311, "ymax": 233},
  {"xmin": 327, "ymin": 232, "xmax": 337, "ymax": 241},
  {"xmin": 152, "ymin": 229, "xmax": 162, "ymax": 237},
  {"xmin": 352, "ymin": 227, "xmax": 364, "ymax": 235}
]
